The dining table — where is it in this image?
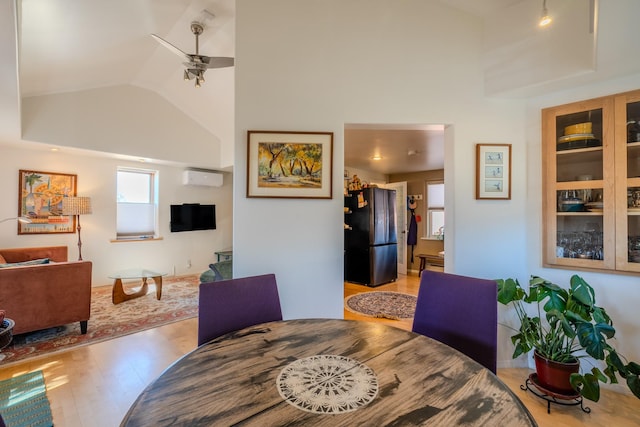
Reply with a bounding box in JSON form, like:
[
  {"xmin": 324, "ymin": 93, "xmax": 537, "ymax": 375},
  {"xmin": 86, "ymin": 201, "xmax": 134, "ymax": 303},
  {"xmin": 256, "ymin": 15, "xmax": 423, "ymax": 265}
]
[{"xmin": 121, "ymin": 319, "xmax": 537, "ymax": 426}]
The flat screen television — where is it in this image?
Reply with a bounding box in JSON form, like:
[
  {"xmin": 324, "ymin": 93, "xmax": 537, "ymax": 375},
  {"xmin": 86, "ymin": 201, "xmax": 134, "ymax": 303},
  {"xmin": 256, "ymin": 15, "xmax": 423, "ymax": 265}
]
[{"xmin": 170, "ymin": 204, "xmax": 216, "ymax": 232}]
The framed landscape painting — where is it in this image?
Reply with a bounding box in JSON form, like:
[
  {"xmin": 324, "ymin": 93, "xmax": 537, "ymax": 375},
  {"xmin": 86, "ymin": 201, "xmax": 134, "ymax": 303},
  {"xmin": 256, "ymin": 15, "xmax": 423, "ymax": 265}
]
[
  {"xmin": 246, "ymin": 131, "xmax": 334, "ymax": 199},
  {"xmin": 475, "ymin": 144, "xmax": 511, "ymax": 200},
  {"xmin": 18, "ymin": 170, "xmax": 77, "ymax": 234}
]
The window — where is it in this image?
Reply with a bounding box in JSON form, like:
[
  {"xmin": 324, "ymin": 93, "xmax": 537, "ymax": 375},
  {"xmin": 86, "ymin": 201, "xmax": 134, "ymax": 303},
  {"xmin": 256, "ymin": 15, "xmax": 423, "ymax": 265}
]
[
  {"xmin": 426, "ymin": 181, "xmax": 444, "ymax": 240},
  {"xmin": 116, "ymin": 168, "xmax": 158, "ymax": 239}
]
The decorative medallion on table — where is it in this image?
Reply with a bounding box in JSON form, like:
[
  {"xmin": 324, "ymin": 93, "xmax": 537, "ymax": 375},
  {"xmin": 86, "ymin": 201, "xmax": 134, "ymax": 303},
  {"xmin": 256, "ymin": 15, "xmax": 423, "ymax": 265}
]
[
  {"xmin": 276, "ymin": 354, "xmax": 378, "ymax": 414},
  {"xmin": 246, "ymin": 131, "xmax": 333, "ymax": 199},
  {"xmin": 18, "ymin": 170, "xmax": 77, "ymax": 234},
  {"xmin": 475, "ymin": 144, "xmax": 512, "ymax": 200}
]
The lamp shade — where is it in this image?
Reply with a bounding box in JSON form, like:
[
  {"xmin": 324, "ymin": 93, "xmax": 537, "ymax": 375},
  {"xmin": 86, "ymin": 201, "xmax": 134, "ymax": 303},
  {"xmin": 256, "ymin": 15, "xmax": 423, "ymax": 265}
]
[{"xmin": 62, "ymin": 197, "xmax": 92, "ymax": 216}]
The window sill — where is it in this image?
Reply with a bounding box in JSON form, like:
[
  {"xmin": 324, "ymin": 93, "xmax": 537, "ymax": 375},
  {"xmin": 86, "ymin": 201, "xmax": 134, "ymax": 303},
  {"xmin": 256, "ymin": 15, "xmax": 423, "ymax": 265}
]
[{"xmin": 110, "ymin": 236, "xmax": 163, "ymax": 243}]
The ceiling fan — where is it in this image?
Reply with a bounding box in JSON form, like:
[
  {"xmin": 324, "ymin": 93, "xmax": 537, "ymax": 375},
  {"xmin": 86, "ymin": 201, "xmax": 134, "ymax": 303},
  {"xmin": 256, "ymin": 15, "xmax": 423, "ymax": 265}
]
[{"xmin": 152, "ymin": 21, "xmax": 234, "ymax": 88}]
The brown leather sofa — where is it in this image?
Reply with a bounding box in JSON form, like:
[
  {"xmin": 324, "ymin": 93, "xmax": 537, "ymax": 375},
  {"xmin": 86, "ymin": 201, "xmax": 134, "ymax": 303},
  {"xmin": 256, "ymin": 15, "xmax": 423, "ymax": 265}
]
[{"xmin": 0, "ymin": 246, "xmax": 92, "ymax": 334}]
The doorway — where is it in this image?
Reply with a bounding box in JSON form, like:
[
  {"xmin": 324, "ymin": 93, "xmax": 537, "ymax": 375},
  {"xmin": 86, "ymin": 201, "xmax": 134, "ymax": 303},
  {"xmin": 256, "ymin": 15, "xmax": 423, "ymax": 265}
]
[{"xmin": 343, "ymin": 123, "xmax": 445, "ymax": 278}]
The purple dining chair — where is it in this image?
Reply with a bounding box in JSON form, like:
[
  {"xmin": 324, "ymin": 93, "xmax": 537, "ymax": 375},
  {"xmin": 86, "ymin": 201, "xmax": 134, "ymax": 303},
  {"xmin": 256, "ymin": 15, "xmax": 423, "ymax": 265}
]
[
  {"xmin": 198, "ymin": 273, "xmax": 283, "ymax": 346},
  {"xmin": 412, "ymin": 270, "xmax": 498, "ymax": 374}
]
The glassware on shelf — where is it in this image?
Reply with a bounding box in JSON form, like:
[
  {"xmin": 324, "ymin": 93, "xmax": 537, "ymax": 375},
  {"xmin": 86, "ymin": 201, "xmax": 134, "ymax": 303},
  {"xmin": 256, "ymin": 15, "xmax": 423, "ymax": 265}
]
[{"xmin": 556, "ymin": 230, "xmax": 604, "ymax": 260}]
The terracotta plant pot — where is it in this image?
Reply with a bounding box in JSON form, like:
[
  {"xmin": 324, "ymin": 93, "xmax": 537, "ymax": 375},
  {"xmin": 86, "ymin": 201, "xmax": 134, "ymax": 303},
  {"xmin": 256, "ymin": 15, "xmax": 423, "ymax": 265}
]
[{"xmin": 534, "ymin": 350, "xmax": 580, "ymax": 395}]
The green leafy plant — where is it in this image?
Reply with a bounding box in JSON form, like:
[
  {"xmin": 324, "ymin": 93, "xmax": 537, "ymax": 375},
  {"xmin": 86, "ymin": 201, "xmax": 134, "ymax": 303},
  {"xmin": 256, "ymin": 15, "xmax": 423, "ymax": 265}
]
[{"xmin": 497, "ymin": 274, "xmax": 640, "ymax": 402}]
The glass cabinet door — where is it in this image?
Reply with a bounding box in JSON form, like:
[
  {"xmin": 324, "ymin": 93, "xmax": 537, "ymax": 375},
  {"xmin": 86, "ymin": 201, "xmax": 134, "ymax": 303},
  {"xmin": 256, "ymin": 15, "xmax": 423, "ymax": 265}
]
[
  {"xmin": 615, "ymin": 91, "xmax": 640, "ymax": 271},
  {"xmin": 542, "ymin": 97, "xmax": 615, "ymax": 270}
]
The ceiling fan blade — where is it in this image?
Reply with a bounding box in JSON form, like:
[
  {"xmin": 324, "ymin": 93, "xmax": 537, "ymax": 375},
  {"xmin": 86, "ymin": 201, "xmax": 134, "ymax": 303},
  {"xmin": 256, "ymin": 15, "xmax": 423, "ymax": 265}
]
[
  {"xmin": 151, "ymin": 34, "xmax": 192, "ymax": 63},
  {"xmin": 202, "ymin": 56, "xmax": 235, "ymax": 69}
]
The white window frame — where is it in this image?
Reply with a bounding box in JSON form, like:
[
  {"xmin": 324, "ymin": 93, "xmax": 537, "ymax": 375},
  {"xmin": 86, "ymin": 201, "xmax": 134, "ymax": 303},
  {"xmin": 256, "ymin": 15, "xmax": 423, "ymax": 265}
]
[
  {"xmin": 425, "ymin": 180, "xmax": 444, "ymax": 240},
  {"xmin": 116, "ymin": 167, "xmax": 159, "ymax": 240}
]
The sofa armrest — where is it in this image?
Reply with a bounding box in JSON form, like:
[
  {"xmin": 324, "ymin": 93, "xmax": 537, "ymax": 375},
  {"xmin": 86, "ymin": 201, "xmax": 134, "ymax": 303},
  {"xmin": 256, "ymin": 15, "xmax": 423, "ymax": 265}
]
[{"xmin": 0, "ymin": 260, "xmax": 92, "ymax": 334}]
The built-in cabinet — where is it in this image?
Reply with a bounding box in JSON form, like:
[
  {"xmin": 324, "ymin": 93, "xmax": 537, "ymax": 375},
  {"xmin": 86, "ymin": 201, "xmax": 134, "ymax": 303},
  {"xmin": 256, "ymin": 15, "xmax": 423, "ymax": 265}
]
[{"xmin": 542, "ymin": 89, "xmax": 640, "ymax": 273}]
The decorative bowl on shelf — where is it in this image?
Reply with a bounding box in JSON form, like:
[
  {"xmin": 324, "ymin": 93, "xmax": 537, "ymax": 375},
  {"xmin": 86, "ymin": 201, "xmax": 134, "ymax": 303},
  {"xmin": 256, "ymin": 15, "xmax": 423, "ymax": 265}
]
[
  {"xmin": 559, "ymin": 199, "xmax": 585, "ymax": 212},
  {"xmin": 564, "ymin": 122, "xmax": 592, "ymax": 136},
  {"xmin": 556, "ymin": 139, "xmax": 601, "ymax": 151},
  {"xmin": 558, "ymin": 133, "xmax": 595, "ymax": 143},
  {"xmin": 585, "ymin": 202, "xmax": 603, "ymax": 212}
]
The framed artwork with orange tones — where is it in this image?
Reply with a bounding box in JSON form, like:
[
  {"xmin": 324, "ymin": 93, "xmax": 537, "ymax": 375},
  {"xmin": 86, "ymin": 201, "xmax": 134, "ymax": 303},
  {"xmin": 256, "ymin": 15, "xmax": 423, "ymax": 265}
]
[
  {"xmin": 18, "ymin": 170, "xmax": 77, "ymax": 234},
  {"xmin": 246, "ymin": 131, "xmax": 333, "ymax": 199}
]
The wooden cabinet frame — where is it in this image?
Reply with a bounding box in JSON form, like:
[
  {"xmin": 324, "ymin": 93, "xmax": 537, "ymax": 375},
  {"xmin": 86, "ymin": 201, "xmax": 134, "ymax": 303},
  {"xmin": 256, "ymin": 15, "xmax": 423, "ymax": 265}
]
[{"xmin": 542, "ymin": 89, "xmax": 640, "ymax": 273}]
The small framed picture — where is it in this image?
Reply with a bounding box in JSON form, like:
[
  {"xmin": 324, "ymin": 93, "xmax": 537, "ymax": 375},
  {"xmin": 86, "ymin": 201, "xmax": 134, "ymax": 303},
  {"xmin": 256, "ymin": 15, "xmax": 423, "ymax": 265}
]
[
  {"xmin": 247, "ymin": 131, "xmax": 333, "ymax": 199},
  {"xmin": 475, "ymin": 144, "xmax": 511, "ymax": 200}
]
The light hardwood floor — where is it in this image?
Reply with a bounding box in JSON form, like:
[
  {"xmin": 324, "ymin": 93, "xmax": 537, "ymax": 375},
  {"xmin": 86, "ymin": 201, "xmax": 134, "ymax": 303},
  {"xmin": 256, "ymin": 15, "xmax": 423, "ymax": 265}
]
[
  {"xmin": 0, "ymin": 272, "xmax": 637, "ymax": 426},
  {"xmin": 345, "ymin": 272, "xmax": 640, "ymax": 427}
]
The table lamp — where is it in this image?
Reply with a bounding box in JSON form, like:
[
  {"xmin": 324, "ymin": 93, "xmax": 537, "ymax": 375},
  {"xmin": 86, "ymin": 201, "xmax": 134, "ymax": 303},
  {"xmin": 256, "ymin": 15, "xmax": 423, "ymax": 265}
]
[{"xmin": 62, "ymin": 196, "xmax": 92, "ymax": 261}]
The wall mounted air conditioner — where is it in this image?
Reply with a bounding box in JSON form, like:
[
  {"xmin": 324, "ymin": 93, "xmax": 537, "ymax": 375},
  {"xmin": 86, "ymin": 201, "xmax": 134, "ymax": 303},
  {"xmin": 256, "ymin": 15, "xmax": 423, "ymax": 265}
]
[{"xmin": 183, "ymin": 170, "xmax": 223, "ymax": 187}]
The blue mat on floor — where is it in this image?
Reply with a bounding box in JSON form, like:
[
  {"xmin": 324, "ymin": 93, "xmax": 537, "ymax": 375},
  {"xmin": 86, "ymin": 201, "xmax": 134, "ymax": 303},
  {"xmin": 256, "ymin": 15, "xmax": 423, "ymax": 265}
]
[{"xmin": 0, "ymin": 371, "xmax": 53, "ymax": 427}]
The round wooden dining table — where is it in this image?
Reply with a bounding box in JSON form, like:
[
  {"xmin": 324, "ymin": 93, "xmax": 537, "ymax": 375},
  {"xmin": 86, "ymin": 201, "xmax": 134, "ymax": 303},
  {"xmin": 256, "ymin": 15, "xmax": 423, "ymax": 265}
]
[{"xmin": 121, "ymin": 319, "xmax": 537, "ymax": 426}]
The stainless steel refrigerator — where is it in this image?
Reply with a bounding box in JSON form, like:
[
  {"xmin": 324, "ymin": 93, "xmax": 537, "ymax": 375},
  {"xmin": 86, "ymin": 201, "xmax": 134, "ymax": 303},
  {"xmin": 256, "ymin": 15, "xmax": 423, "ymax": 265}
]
[{"xmin": 344, "ymin": 187, "xmax": 398, "ymax": 286}]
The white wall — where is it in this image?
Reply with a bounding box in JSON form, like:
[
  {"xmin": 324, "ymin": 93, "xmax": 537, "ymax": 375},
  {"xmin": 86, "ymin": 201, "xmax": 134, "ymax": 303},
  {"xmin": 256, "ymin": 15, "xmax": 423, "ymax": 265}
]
[
  {"xmin": 0, "ymin": 145, "xmax": 233, "ymax": 285},
  {"xmin": 21, "ymin": 85, "xmax": 224, "ymax": 170},
  {"xmin": 234, "ymin": 0, "xmax": 529, "ymax": 356}
]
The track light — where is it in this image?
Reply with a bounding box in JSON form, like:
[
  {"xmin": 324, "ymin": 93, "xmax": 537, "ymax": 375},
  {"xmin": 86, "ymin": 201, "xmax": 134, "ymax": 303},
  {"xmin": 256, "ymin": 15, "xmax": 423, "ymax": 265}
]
[{"xmin": 539, "ymin": 0, "xmax": 552, "ymax": 27}]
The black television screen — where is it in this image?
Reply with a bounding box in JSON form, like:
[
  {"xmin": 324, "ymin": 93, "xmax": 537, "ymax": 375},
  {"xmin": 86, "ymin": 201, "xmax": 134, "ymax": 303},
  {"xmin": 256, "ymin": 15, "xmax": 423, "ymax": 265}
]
[{"xmin": 170, "ymin": 204, "xmax": 216, "ymax": 232}]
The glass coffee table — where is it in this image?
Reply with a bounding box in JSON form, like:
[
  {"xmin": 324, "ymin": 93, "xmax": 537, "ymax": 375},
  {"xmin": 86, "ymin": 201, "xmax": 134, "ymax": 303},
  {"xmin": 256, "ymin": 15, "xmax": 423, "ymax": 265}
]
[{"xmin": 109, "ymin": 269, "xmax": 167, "ymax": 305}]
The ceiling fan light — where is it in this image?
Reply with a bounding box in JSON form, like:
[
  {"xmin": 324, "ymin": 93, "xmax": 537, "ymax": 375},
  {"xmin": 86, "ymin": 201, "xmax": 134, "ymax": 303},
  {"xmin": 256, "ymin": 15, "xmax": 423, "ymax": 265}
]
[{"xmin": 184, "ymin": 70, "xmax": 190, "ymax": 81}]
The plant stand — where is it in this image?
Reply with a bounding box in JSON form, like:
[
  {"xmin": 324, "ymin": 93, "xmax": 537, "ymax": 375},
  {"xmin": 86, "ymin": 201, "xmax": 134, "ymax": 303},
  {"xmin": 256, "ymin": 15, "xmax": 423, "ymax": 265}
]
[{"xmin": 521, "ymin": 373, "xmax": 591, "ymax": 414}]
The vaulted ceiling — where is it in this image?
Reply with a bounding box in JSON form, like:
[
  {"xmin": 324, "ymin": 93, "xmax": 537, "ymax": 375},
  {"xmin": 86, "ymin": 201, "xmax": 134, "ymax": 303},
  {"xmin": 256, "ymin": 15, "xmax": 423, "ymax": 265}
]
[{"xmin": 3, "ymin": 0, "xmax": 640, "ymax": 173}]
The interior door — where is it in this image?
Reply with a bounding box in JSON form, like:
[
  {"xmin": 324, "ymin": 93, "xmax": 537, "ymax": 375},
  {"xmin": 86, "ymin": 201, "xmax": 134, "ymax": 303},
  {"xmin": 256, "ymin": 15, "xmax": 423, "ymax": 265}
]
[{"xmin": 380, "ymin": 181, "xmax": 407, "ymax": 275}]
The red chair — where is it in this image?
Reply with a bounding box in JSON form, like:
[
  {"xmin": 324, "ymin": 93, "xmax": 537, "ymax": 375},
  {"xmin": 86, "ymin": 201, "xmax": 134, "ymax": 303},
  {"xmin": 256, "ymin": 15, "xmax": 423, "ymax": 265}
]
[
  {"xmin": 412, "ymin": 270, "xmax": 498, "ymax": 373},
  {"xmin": 198, "ymin": 273, "xmax": 283, "ymax": 346}
]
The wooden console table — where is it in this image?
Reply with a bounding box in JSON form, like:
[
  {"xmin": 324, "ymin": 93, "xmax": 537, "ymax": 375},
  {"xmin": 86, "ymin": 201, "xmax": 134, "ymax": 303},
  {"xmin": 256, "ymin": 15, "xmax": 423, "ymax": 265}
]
[{"xmin": 416, "ymin": 253, "xmax": 444, "ymax": 276}]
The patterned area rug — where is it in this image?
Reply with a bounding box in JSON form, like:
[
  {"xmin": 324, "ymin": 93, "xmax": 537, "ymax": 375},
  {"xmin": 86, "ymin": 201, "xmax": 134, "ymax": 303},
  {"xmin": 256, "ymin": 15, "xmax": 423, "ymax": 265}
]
[
  {"xmin": 0, "ymin": 275, "xmax": 199, "ymax": 366},
  {"xmin": 0, "ymin": 370, "xmax": 52, "ymax": 427},
  {"xmin": 345, "ymin": 291, "xmax": 417, "ymax": 320}
]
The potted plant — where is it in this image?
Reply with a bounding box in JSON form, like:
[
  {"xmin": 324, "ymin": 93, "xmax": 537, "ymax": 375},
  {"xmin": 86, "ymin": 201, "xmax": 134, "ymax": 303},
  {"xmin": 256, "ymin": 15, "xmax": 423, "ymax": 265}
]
[{"xmin": 497, "ymin": 274, "xmax": 640, "ymax": 402}]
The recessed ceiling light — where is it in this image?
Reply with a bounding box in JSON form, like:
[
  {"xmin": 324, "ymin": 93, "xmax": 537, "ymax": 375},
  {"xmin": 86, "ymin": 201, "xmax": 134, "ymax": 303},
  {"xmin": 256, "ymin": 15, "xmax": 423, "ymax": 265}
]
[
  {"xmin": 50, "ymin": 147, "xmax": 59, "ymax": 152},
  {"xmin": 371, "ymin": 155, "xmax": 383, "ymax": 161}
]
